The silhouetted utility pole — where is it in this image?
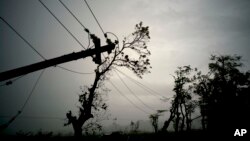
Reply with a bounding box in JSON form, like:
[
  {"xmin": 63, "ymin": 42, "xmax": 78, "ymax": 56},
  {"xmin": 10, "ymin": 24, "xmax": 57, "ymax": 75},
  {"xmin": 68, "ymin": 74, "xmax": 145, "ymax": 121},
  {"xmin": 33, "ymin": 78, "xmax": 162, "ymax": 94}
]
[{"xmin": 0, "ymin": 35, "xmax": 115, "ymax": 82}]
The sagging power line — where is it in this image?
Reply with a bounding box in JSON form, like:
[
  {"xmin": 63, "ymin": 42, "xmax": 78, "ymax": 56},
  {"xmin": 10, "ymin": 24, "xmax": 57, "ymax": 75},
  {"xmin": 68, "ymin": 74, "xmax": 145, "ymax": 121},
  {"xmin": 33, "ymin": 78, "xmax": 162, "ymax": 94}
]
[
  {"xmin": 108, "ymin": 80, "xmax": 150, "ymax": 115},
  {"xmin": 0, "ymin": 75, "xmax": 26, "ymax": 87},
  {"xmin": 114, "ymin": 70, "xmax": 157, "ymax": 112},
  {"xmin": 0, "ymin": 69, "xmax": 45, "ymax": 130},
  {"xmin": 20, "ymin": 69, "xmax": 46, "ymax": 111},
  {"xmin": 115, "ymin": 68, "xmax": 169, "ymax": 100},
  {"xmin": 57, "ymin": 66, "xmax": 94, "ymax": 75}
]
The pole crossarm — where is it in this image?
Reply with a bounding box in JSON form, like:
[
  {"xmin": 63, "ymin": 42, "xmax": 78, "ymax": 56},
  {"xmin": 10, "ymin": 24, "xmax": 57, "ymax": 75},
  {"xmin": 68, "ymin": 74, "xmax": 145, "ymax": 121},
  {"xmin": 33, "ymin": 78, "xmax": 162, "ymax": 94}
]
[{"xmin": 0, "ymin": 44, "xmax": 115, "ymax": 82}]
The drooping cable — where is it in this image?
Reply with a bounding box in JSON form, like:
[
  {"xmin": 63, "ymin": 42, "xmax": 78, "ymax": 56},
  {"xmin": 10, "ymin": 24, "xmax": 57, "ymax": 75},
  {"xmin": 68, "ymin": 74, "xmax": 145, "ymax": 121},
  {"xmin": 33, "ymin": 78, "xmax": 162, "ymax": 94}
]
[
  {"xmin": 115, "ymin": 68, "xmax": 169, "ymax": 100},
  {"xmin": 57, "ymin": 66, "xmax": 94, "ymax": 75},
  {"xmin": 108, "ymin": 80, "xmax": 150, "ymax": 115},
  {"xmin": 114, "ymin": 70, "xmax": 156, "ymax": 111},
  {"xmin": 20, "ymin": 69, "xmax": 45, "ymax": 111},
  {"xmin": 0, "ymin": 69, "xmax": 45, "ymax": 130},
  {"xmin": 0, "ymin": 75, "xmax": 26, "ymax": 87}
]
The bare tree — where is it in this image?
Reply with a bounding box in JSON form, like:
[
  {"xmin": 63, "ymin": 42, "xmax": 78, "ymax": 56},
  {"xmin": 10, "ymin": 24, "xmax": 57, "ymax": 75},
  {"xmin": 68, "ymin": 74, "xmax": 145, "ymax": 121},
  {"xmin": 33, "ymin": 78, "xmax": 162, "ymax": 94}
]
[{"xmin": 64, "ymin": 22, "xmax": 152, "ymax": 136}]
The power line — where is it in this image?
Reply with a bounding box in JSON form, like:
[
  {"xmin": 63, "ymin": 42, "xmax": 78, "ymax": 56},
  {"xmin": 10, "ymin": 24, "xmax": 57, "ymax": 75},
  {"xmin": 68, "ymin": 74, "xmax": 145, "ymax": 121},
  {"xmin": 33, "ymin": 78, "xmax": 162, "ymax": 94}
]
[
  {"xmin": 0, "ymin": 17, "xmax": 46, "ymax": 86},
  {"xmin": 58, "ymin": 0, "xmax": 92, "ymax": 49},
  {"xmin": 105, "ymin": 32, "xmax": 120, "ymax": 49},
  {"xmin": 0, "ymin": 111, "xmax": 21, "ymax": 130},
  {"xmin": 58, "ymin": 0, "xmax": 89, "ymax": 32},
  {"xmin": 82, "ymin": 0, "xmax": 109, "ymax": 62},
  {"xmin": 114, "ymin": 70, "xmax": 156, "ymax": 111},
  {"xmin": 0, "ymin": 75, "xmax": 26, "ymax": 87},
  {"xmin": 57, "ymin": 66, "xmax": 94, "ymax": 75},
  {"xmin": 0, "ymin": 17, "xmax": 46, "ymax": 60},
  {"xmin": 0, "ymin": 69, "xmax": 45, "ymax": 130},
  {"xmin": 1, "ymin": 17, "xmax": 92, "ymax": 84},
  {"xmin": 82, "ymin": 0, "xmax": 121, "ymax": 60},
  {"xmin": 82, "ymin": 0, "xmax": 164, "ymax": 107},
  {"xmin": 0, "ymin": 0, "xmax": 100, "ymax": 129},
  {"xmin": 108, "ymin": 80, "xmax": 150, "ymax": 115},
  {"xmin": 105, "ymin": 32, "xmax": 119, "ymax": 41},
  {"xmin": 38, "ymin": 0, "xmax": 96, "ymax": 74},
  {"xmin": 83, "ymin": 0, "xmax": 105, "ymax": 36},
  {"xmin": 115, "ymin": 68, "xmax": 168, "ymax": 99},
  {"xmin": 39, "ymin": 0, "xmax": 86, "ymax": 49},
  {"xmin": 20, "ymin": 69, "xmax": 45, "ymax": 111}
]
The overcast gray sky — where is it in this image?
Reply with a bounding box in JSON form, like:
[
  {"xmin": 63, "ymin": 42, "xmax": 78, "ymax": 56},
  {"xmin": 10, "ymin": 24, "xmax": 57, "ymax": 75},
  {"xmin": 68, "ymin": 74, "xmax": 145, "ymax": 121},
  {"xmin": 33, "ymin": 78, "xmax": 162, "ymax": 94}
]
[{"xmin": 1, "ymin": 0, "xmax": 250, "ymax": 134}]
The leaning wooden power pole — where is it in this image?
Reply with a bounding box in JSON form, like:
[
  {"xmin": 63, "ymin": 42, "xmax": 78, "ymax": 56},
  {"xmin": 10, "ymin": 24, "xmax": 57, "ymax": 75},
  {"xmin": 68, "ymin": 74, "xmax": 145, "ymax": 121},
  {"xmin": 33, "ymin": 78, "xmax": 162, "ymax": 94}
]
[{"xmin": 0, "ymin": 35, "xmax": 115, "ymax": 82}]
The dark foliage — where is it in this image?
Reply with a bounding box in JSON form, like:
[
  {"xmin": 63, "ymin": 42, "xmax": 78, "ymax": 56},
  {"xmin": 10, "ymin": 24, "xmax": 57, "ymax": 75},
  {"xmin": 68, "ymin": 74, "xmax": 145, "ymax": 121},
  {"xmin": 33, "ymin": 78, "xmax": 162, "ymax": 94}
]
[
  {"xmin": 65, "ymin": 22, "xmax": 152, "ymax": 136},
  {"xmin": 162, "ymin": 54, "xmax": 250, "ymax": 137}
]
